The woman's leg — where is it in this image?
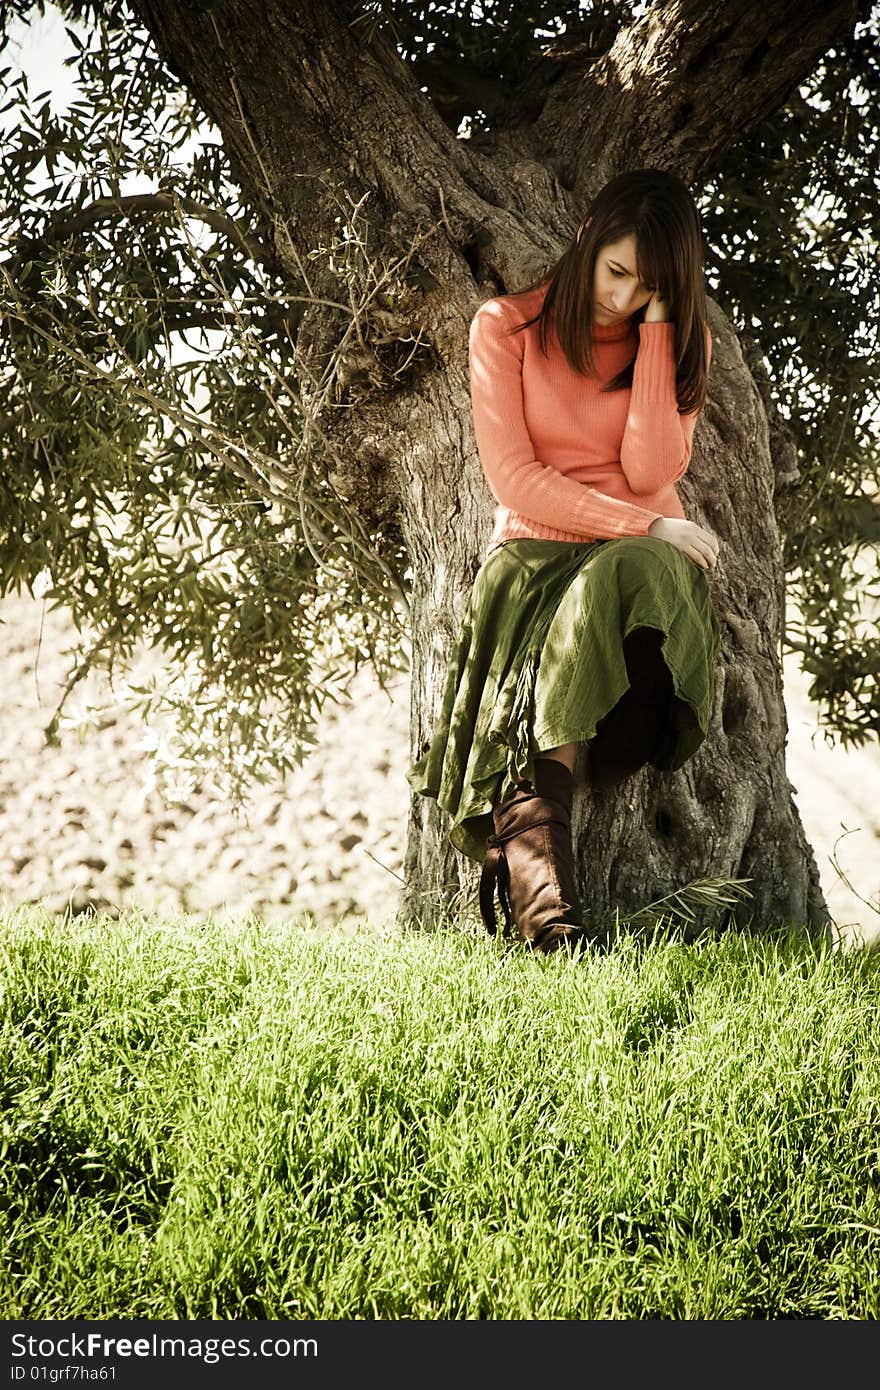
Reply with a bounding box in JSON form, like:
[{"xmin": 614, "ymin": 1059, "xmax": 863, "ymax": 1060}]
[
  {"xmin": 586, "ymin": 627, "xmax": 675, "ymax": 789},
  {"xmin": 539, "ymin": 741, "xmax": 579, "ymax": 773},
  {"xmin": 536, "ymin": 637, "xmax": 673, "ymax": 788}
]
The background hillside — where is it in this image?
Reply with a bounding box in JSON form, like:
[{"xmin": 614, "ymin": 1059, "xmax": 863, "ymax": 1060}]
[{"xmin": 1, "ymin": 589, "xmax": 877, "ymax": 948}]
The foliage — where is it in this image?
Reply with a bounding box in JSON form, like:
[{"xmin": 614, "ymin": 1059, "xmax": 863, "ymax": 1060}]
[
  {"xmin": 0, "ymin": 3, "xmax": 414, "ymax": 797},
  {"xmin": 0, "ymin": 0, "xmax": 877, "ymax": 802},
  {"xmin": 700, "ymin": 14, "xmax": 880, "ymax": 748}
]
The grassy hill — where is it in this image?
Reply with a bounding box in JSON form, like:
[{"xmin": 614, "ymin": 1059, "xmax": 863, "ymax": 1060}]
[{"xmin": 2, "ymin": 907, "xmax": 878, "ymax": 1319}]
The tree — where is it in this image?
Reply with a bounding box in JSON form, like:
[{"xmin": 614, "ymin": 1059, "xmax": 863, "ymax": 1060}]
[{"xmin": 1, "ymin": 0, "xmax": 877, "ymax": 936}]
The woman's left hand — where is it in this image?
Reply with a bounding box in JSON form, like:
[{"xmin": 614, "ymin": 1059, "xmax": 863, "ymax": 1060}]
[{"xmin": 643, "ymin": 291, "xmax": 671, "ymax": 323}]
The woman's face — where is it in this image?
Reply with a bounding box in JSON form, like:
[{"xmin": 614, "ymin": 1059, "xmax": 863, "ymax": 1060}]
[{"xmin": 591, "ymin": 233, "xmax": 655, "ymax": 324}]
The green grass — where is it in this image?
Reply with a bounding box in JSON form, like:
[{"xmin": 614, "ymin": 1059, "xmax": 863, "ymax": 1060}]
[{"xmin": 1, "ymin": 905, "xmax": 878, "ymax": 1319}]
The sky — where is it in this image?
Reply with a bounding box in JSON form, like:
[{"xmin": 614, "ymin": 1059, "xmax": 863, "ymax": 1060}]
[
  {"xmin": 3, "ymin": 6, "xmax": 79, "ymax": 118},
  {"xmin": 2, "ymin": 5, "xmax": 212, "ymax": 177}
]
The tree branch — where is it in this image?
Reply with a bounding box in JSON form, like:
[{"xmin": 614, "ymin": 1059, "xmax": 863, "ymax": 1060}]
[
  {"xmin": 4, "ymin": 192, "xmax": 275, "ymax": 278},
  {"xmin": 530, "ymin": 0, "xmax": 870, "ymax": 199},
  {"xmin": 130, "ymin": 0, "xmax": 558, "ymax": 295}
]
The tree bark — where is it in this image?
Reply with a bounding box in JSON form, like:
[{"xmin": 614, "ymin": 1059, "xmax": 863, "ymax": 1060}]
[{"xmin": 131, "ymin": 0, "xmax": 865, "ymax": 937}]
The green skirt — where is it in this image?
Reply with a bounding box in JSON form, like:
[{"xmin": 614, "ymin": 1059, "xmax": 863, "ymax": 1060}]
[{"xmin": 406, "ymin": 536, "xmax": 721, "ymax": 864}]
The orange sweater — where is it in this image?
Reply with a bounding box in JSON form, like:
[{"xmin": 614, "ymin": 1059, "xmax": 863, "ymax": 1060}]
[{"xmin": 468, "ymin": 281, "xmax": 712, "ymax": 556}]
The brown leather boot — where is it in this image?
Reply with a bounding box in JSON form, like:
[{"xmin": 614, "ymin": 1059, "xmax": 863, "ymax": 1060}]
[{"xmin": 479, "ymin": 756, "xmax": 589, "ymax": 955}]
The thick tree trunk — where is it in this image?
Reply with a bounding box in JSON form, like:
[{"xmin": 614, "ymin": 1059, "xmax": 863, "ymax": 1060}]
[
  {"xmin": 565, "ymin": 300, "xmax": 828, "ymax": 935},
  {"xmin": 132, "ymin": 0, "xmax": 863, "ymax": 938}
]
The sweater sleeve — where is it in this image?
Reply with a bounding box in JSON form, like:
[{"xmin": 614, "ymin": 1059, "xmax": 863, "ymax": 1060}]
[
  {"xmin": 619, "ymin": 322, "xmax": 713, "ymax": 495},
  {"xmin": 469, "ymin": 299, "xmax": 662, "ymax": 539}
]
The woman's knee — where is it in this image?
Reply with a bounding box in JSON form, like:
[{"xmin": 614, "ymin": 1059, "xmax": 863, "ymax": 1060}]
[{"xmin": 598, "ymin": 535, "xmax": 689, "ymax": 596}]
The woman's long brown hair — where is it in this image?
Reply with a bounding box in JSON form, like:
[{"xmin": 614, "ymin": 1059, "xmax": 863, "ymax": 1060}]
[{"xmin": 507, "ymin": 168, "xmax": 710, "ymax": 414}]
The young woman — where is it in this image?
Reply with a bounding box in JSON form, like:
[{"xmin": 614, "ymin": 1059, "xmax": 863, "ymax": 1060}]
[{"xmin": 407, "ymin": 168, "xmax": 721, "ymax": 956}]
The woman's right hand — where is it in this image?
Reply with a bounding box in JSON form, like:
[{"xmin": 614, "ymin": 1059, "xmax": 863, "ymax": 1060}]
[{"xmin": 648, "ymin": 517, "xmax": 720, "ymax": 571}]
